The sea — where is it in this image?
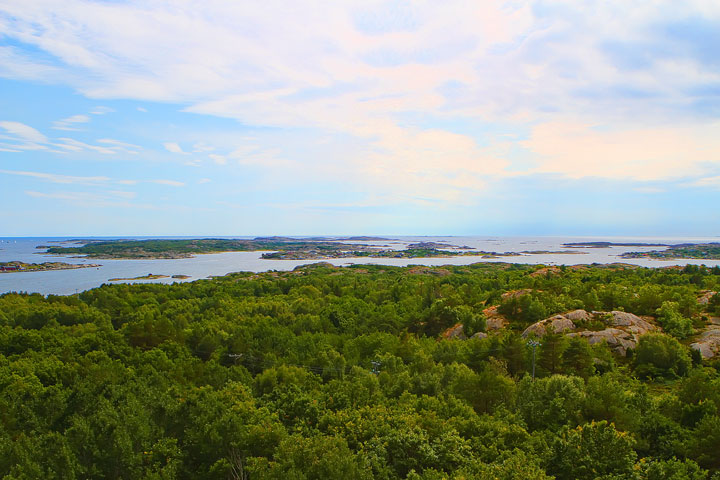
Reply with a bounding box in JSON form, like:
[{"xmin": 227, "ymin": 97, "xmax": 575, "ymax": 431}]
[{"xmin": 1, "ymin": 236, "xmax": 719, "ymax": 296}]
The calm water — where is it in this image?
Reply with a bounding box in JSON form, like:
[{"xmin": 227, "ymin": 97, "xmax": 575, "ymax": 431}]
[{"xmin": 1, "ymin": 236, "xmax": 719, "ymax": 296}]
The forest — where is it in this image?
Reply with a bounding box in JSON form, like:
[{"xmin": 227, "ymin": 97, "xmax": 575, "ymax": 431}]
[{"xmin": 1, "ymin": 262, "xmax": 720, "ymax": 479}]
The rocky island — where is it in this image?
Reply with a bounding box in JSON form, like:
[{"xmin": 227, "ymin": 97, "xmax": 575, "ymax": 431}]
[
  {"xmin": 0, "ymin": 261, "xmax": 101, "ymax": 273},
  {"xmin": 108, "ymin": 273, "xmax": 170, "ymax": 281},
  {"xmin": 621, "ymin": 243, "xmax": 720, "ymax": 260},
  {"xmin": 563, "ymin": 241, "xmax": 669, "ymax": 248},
  {"xmin": 40, "ymin": 238, "xmax": 591, "ymax": 261}
]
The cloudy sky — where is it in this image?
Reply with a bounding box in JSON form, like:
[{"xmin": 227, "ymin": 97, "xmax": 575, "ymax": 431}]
[{"xmin": 1, "ymin": 0, "xmax": 719, "ymax": 236}]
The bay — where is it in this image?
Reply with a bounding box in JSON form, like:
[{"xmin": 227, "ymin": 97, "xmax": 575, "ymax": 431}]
[{"xmin": 1, "ymin": 235, "xmax": 719, "ymax": 296}]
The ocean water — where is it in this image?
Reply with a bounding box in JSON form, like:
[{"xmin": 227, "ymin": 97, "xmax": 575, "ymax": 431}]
[{"xmin": 1, "ymin": 236, "xmax": 719, "ymax": 296}]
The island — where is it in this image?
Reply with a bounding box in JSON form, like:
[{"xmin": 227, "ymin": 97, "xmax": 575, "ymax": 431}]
[
  {"xmin": 621, "ymin": 243, "xmax": 720, "ymax": 260},
  {"xmin": 42, "ymin": 238, "xmax": 379, "ymax": 259},
  {"xmin": 563, "ymin": 241, "xmax": 669, "ymax": 248},
  {"xmin": 40, "ymin": 238, "xmax": 590, "ymax": 261},
  {"xmin": 0, "ymin": 261, "xmax": 101, "ymax": 273},
  {"xmin": 108, "ymin": 273, "xmax": 170, "ymax": 281}
]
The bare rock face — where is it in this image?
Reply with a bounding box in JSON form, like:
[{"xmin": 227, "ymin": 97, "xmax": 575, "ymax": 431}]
[
  {"xmin": 522, "ymin": 314, "xmax": 575, "ymax": 338},
  {"xmin": 690, "ymin": 327, "xmax": 720, "ymax": 359},
  {"xmin": 608, "ymin": 311, "xmax": 657, "ymax": 335},
  {"xmin": 530, "ymin": 266, "xmax": 561, "ymax": 278},
  {"xmin": 501, "ymin": 289, "xmax": 534, "ymax": 300},
  {"xmin": 483, "ymin": 305, "xmax": 508, "ymax": 331},
  {"xmin": 565, "ymin": 309, "xmax": 592, "ymax": 322},
  {"xmin": 442, "ymin": 323, "xmax": 467, "ymax": 340},
  {"xmin": 698, "ymin": 291, "xmax": 717, "ymax": 305},
  {"xmin": 471, "ymin": 331, "xmax": 488, "ymax": 340},
  {"xmin": 567, "ymin": 328, "xmax": 637, "ymax": 356},
  {"xmin": 562, "ymin": 311, "xmax": 659, "ymax": 356},
  {"xmin": 486, "ymin": 317, "xmax": 508, "ymax": 331}
]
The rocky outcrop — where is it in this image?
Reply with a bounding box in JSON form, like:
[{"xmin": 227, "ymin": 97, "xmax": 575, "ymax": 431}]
[
  {"xmin": 522, "ymin": 314, "xmax": 575, "ymax": 337},
  {"xmin": 486, "ymin": 317, "xmax": 507, "ymax": 331},
  {"xmin": 529, "ymin": 267, "xmax": 561, "ymax": 278},
  {"xmin": 690, "ymin": 327, "xmax": 720, "ymax": 359},
  {"xmin": 520, "ymin": 309, "xmax": 657, "ymax": 347},
  {"xmin": 554, "ymin": 310, "xmax": 658, "ymax": 356},
  {"xmin": 567, "ymin": 328, "xmax": 638, "ymax": 356},
  {"xmin": 442, "ymin": 324, "xmax": 488, "ymax": 340},
  {"xmin": 482, "ymin": 305, "xmax": 508, "ymax": 331},
  {"xmin": 442, "ymin": 323, "xmax": 467, "ymax": 340},
  {"xmin": 698, "ymin": 291, "xmax": 717, "ymax": 305},
  {"xmin": 500, "ymin": 289, "xmax": 534, "ymax": 300},
  {"xmin": 565, "ymin": 309, "xmax": 592, "ymax": 322},
  {"xmin": 607, "ymin": 311, "xmax": 657, "ymax": 335},
  {"xmin": 448, "ymin": 304, "xmax": 659, "ymax": 357}
]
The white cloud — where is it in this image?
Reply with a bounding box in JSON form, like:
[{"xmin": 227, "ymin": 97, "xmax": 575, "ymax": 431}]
[
  {"xmin": 90, "ymin": 106, "xmax": 114, "ymax": 115},
  {"xmin": 208, "ymin": 153, "xmax": 226, "ymax": 165},
  {"xmin": 633, "ymin": 187, "xmax": 665, "ymax": 194},
  {"xmin": 151, "ymin": 179, "xmax": 185, "ymax": 187},
  {"xmin": 107, "ymin": 190, "xmax": 136, "ymax": 199},
  {"xmin": 192, "ymin": 142, "xmax": 214, "ymax": 153},
  {"xmin": 97, "ymin": 138, "xmax": 142, "ymax": 153},
  {"xmin": 24, "ymin": 190, "xmax": 158, "ymax": 209},
  {"xmin": 687, "ymin": 176, "xmax": 720, "ymax": 188},
  {"xmin": 56, "ymin": 137, "xmax": 117, "ymax": 154},
  {"xmin": 0, "ymin": 120, "xmax": 143, "ymax": 156},
  {"xmin": 0, "ymin": 120, "xmax": 48, "ymax": 144},
  {"xmin": 163, "ymin": 142, "xmax": 188, "ymax": 154},
  {"xmin": 0, "ymin": 45, "xmax": 66, "ymax": 81},
  {"xmin": 25, "ymin": 189, "xmax": 134, "ymax": 201},
  {"xmin": 2, "ymin": 0, "xmax": 720, "ymax": 196},
  {"xmin": 52, "ymin": 114, "xmax": 90, "ymax": 131},
  {"xmin": 0, "ymin": 169, "xmax": 110, "ymax": 185},
  {"xmin": 522, "ymin": 121, "xmax": 720, "ymax": 181},
  {"xmin": 198, "ymin": 178, "xmax": 211, "ymax": 184}
]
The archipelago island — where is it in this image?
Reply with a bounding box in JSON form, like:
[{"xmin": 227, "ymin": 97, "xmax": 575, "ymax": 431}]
[{"xmin": 40, "ymin": 238, "xmax": 586, "ymax": 260}]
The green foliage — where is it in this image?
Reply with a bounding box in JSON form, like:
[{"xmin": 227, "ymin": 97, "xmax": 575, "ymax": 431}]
[
  {"xmin": 537, "ymin": 328, "xmax": 567, "ymax": 376},
  {"xmin": 1, "ymin": 263, "xmax": 719, "ymax": 477},
  {"xmin": 639, "ymin": 457, "xmax": 708, "ymax": 480},
  {"xmin": 547, "ymin": 420, "xmax": 637, "ymax": 480},
  {"xmin": 516, "ymin": 375, "xmax": 585, "ymax": 431},
  {"xmin": 562, "ymin": 336, "xmax": 595, "ymax": 379},
  {"xmin": 634, "ymin": 334, "xmax": 692, "ymax": 379},
  {"xmin": 656, "ymin": 301, "xmax": 694, "ymax": 339}
]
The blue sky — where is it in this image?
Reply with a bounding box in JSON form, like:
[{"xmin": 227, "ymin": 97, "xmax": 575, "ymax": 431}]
[{"xmin": 1, "ymin": 0, "xmax": 719, "ymax": 236}]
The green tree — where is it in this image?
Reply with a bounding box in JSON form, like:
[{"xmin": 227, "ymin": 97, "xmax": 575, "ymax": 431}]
[
  {"xmin": 561, "ymin": 337, "xmax": 594, "ymax": 379},
  {"xmin": 250, "ymin": 435, "xmax": 370, "ymax": 480},
  {"xmin": 516, "ymin": 375, "xmax": 585, "ymax": 431},
  {"xmin": 634, "ymin": 334, "xmax": 691, "ymax": 379},
  {"xmin": 537, "ymin": 328, "xmax": 567, "ymax": 376},
  {"xmin": 639, "ymin": 457, "xmax": 707, "ymax": 480},
  {"xmin": 655, "ymin": 302, "xmax": 693, "ymax": 339},
  {"xmin": 547, "ymin": 420, "xmax": 637, "ymax": 480}
]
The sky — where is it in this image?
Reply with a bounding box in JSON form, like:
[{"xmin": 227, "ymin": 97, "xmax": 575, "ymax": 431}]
[{"xmin": 1, "ymin": 0, "xmax": 719, "ymax": 237}]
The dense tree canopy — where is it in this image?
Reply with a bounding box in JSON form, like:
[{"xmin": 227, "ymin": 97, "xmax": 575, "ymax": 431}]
[{"xmin": 1, "ymin": 262, "xmax": 720, "ymax": 478}]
